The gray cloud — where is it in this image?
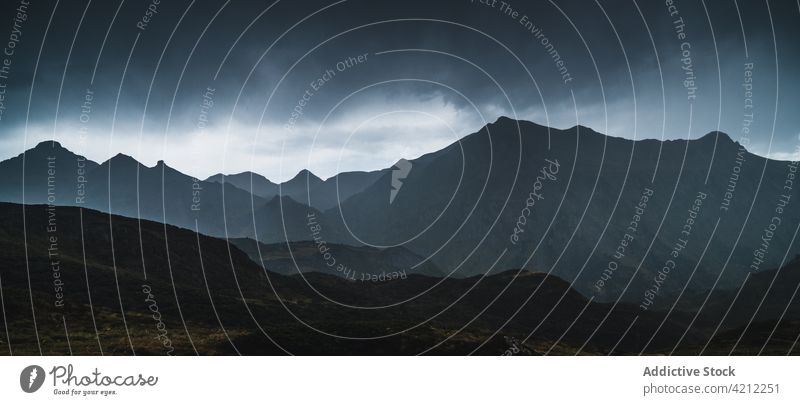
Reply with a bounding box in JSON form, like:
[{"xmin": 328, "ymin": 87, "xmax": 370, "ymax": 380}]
[{"xmin": 0, "ymin": 0, "xmax": 798, "ymax": 181}]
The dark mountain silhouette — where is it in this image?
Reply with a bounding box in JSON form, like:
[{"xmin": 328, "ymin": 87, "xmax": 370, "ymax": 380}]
[
  {"xmin": 206, "ymin": 168, "xmax": 383, "ymax": 211},
  {"xmin": 0, "ymin": 143, "xmax": 265, "ymax": 237},
  {"xmin": 2, "ymin": 118, "xmax": 799, "ymax": 304},
  {"xmin": 326, "ymin": 117, "xmax": 800, "ymax": 302},
  {"xmin": 206, "ymin": 171, "xmax": 279, "ymax": 199},
  {"xmin": 303, "ymin": 169, "xmax": 385, "ymax": 211},
  {"xmin": 231, "ymin": 195, "xmax": 337, "ymax": 244},
  {"xmin": 0, "ymin": 141, "xmax": 97, "ymax": 205},
  {"xmin": 0, "ymin": 201, "xmax": 274, "ymax": 355},
  {"xmin": 82, "ymin": 154, "xmax": 264, "ymax": 237},
  {"xmin": 0, "ymin": 202, "xmax": 796, "ymax": 355},
  {"xmin": 280, "ymin": 169, "xmax": 324, "ymax": 197},
  {"xmin": 676, "ymin": 255, "xmax": 800, "ymax": 338}
]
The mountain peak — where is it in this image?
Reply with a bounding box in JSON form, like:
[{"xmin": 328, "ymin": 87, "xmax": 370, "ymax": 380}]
[
  {"xmin": 104, "ymin": 153, "xmax": 141, "ymax": 167},
  {"xmin": 26, "ymin": 140, "xmax": 75, "ymax": 156},
  {"xmin": 287, "ymin": 169, "xmax": 323, "ymax": 184},
  {"xmin": 207, "ymin": 171, "xmax": 278, "ymax": 185},
  {"xmin": 33, "ymin": 140, "xmax": 64, "ymax": 150},
  {"xmin": 570, "ymin": 124, "xmax": 596, "ymax": 134},
  {"xmin": 488, "ymin": 116, "xmax": 536, "ymax": 130},
  {"xmin": 10, "ymin": 140, "xmax": 76, "ymax": 162},
  {"xmin": 153, "ymin": 159, "xmax": 184, "ymax": 176},
  {"xmin": 492, "ymin": 116, "xmax": 516, "ymax": 125},
  {"xmin": 235, "ymin": 171, "xmax": 274, "ymax": 183},
  {"xmin": 699, "ymin": 131, "xmax": 734, "ymax": 144},
  {"xmin": 484, "ymin": 116, "xmax": 551, "ymax": 134}
]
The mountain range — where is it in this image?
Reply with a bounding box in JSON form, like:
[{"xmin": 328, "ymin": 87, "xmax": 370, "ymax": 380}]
[
  {"xmin": 206, "ymin": 168, "xmax": 384, "ymax": 211},
  {"xmin": 2, "ymin": 117, "xmax": 799, "ymax": 303}
]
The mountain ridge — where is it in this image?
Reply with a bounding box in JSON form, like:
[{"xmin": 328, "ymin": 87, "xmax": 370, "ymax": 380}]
[
  {"xmin": 1, "ymin": 117, "xmax": 797, "ymax": 299},
  {"xmin": 3, "ymin": 117, "xmax": 756, "ymax": 185}
]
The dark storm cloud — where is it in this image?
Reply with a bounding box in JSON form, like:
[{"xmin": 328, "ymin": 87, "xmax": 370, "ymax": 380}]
[{"xmin": 0, "ymin": 0, "xmax": 798, "ymax": 180}]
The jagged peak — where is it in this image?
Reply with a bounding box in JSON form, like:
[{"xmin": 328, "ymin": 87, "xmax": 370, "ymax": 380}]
[
  {"xmin": 393, "ymin": 157, "xmax": 412, "ymax": 167},
  {"xmin": 152, "ymin": 160, "xmax": 185, "ymax": 176},
  {"xmin": 488, "ymin": 115, "xmax": 530, "ymax": 128},
  {"xmin": 287, "ymin": 168, "xmax": 323, "ymax": 184},
  {"xmin": 492, "ymin": 116, "xmax": 515, "ymax": 125},
  {"xmin": 482, "ymin": 116, "xmax": 552, "ymax": 135},
  {"xmin": 108, "ymin": 152, "xmax": 137, "ymax": 162},
  {"xmin": 99, "ymin": 153, "xmax": 142, "ymax": 169}
]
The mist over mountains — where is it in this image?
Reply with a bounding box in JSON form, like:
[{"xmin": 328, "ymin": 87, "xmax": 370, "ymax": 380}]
[{"xmin": 2, "ymin": 117, "xmax": 799, "ymax": 303}]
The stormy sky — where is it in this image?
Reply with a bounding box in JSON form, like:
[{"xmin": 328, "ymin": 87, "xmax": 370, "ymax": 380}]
[{"xmin": 0, "ymin": 0, "xmax": 798, "ymax": 181}]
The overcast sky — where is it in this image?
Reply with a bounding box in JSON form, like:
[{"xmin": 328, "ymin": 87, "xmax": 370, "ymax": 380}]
[{"xmin": 0, "ymin": 0, "xmax": 798, "ymax": 181}]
